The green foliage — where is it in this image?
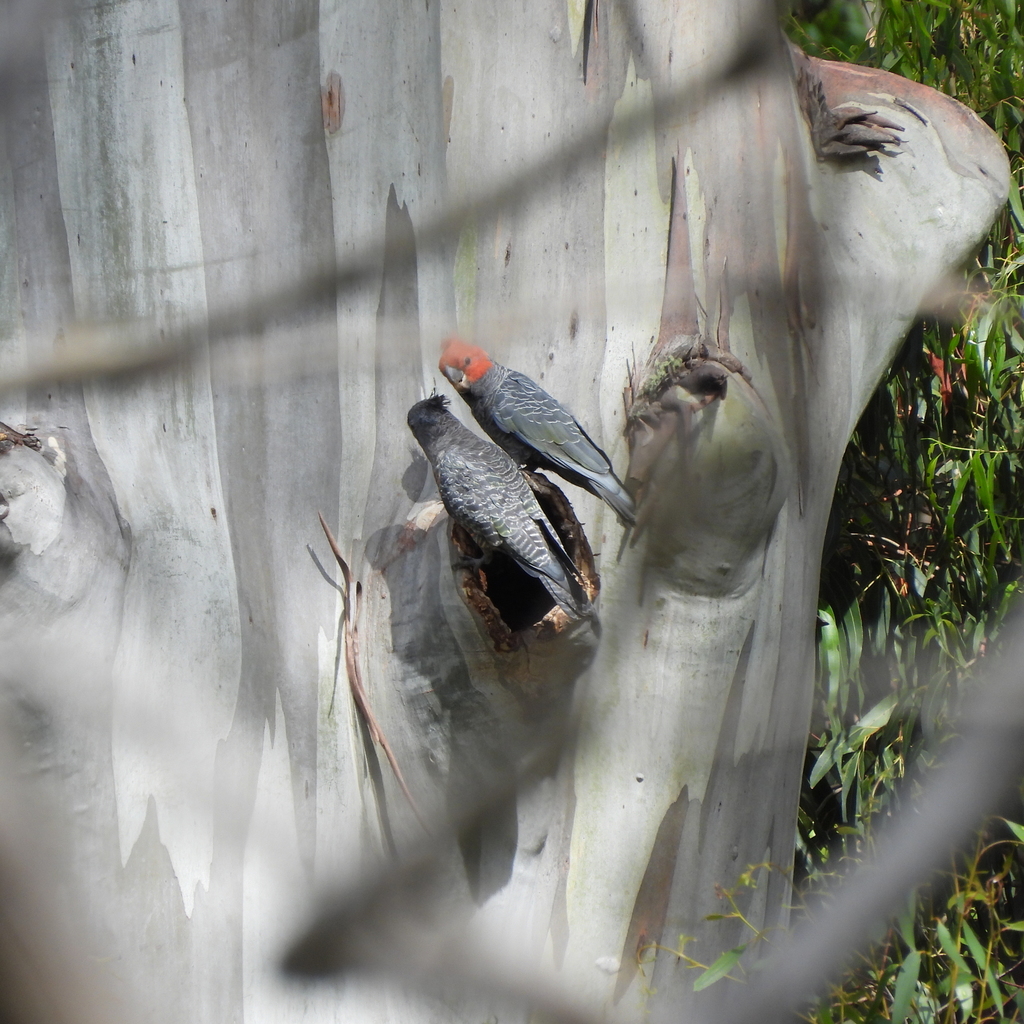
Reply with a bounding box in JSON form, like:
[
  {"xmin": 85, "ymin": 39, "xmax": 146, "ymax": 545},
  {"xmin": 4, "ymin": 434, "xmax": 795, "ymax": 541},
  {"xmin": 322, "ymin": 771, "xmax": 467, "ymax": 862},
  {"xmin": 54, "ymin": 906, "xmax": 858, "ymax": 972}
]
[
  {"xmin": 785, "ymin": 0, "xmax": 1024, "ymax": 1020},
  {"xmin": 637, "ymin": 865, "xmax": 777, "ymax": 990},
  {"xmin": 806, "ymin": 824, "xmax": 1024, "ymax": 1022}
]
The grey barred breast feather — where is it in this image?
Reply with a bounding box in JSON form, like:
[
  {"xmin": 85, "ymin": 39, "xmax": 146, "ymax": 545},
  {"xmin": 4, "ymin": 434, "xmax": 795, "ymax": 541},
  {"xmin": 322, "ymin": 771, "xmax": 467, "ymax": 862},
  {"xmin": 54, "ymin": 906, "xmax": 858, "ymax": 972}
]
[{"xmin": 407, "ymin": 395, "xmax": 589, "ymax": 619}]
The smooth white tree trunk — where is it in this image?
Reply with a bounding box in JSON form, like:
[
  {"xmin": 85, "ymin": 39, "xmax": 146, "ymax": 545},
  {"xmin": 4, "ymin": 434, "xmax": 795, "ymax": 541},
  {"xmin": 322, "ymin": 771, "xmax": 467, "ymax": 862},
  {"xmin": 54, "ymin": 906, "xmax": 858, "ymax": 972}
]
[{"xmin": 0, "ymin": 1, "xmax": 1007, "ymax": 1023}]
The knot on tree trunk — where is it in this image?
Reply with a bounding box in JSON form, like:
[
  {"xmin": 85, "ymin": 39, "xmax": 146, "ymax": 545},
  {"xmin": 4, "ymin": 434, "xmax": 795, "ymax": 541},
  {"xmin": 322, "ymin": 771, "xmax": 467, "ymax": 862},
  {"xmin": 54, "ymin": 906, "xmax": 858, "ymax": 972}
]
[
  {"xmin": 791, "ymin": 44, "xmax": 905, "ymax": 160},
  {"xmin": 624, "ymin": 338, "xmax": 790, "ymax": 597},
  {"xmin": 0, "ymin": 431, "xmax": 68, "ymax": 558}
]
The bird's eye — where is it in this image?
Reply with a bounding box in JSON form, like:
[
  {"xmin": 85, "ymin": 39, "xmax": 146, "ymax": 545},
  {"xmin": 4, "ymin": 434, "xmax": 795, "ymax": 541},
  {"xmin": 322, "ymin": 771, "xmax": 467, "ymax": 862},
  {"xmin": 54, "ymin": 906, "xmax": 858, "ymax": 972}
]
[{"xmin": 463, "ymin": 357, "xmax": 471, "ymax": 366}]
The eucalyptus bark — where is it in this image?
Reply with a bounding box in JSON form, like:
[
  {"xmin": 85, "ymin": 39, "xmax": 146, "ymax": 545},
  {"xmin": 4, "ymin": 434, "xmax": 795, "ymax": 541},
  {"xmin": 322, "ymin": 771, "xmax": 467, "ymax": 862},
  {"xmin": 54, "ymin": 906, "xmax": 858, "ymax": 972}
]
[{"xmin": 0, "ymin": 1, "xmax": 1008, "ymax": 1023}]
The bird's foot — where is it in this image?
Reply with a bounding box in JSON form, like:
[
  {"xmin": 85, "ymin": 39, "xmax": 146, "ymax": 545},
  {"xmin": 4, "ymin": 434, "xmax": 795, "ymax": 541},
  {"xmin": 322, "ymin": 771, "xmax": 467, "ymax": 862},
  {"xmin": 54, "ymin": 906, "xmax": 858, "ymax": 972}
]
[{"xmin": 453, "ymin": 550, "xmax": 491, "ymax": 573}]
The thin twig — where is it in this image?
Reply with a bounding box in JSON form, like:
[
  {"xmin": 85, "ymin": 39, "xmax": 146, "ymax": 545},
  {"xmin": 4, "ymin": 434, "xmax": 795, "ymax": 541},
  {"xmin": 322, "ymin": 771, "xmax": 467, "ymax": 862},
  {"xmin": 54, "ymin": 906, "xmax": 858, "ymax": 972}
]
[{"xmin": 317, "ymin": 512, "xmax": 430, "ymax": 835}]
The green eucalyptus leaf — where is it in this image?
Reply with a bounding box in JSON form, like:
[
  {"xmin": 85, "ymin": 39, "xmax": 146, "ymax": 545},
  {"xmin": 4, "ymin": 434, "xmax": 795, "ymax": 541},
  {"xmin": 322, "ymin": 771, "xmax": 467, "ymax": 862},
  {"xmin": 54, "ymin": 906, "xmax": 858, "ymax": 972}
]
[
  {"xmin": 1009, "ymin": 180, "xmax": 1024, "ymax": 230},
  {"xmin": 854, "ymin": 694, "xmax": 897, "ymax": 734},
  {"xmin": 1002, "ymin": 818, "xmax": 1024, "ymax": 843},
  {"xmin": 935, "ymin": 920, "xmax": 972, "ymax": 978},
  {"xmin": 692, "ymin": 946, "xmax": 745, "ymax": 992},
  {"xmin": 890, "ymin": 949, "xmax": 921, "ymax": 1023}
]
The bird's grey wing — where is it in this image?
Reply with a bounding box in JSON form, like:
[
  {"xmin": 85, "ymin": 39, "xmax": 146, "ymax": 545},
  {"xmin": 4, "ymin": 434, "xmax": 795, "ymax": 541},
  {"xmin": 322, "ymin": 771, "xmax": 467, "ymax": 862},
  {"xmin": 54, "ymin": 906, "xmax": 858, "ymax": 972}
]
[
  {"xmin": 439, "ymin": 447, "xmax": 572, "ymax": 580},
  {"xmin": 437, "ymin": 446, "xmax": 586, "ymax": 615},
  {"xmin": 434, "ymin": 444, "xmax": 537, "ymax": 547},
  {"xmin": 489, "ymin": 371, "xmax": 611, "ymax": 477}
]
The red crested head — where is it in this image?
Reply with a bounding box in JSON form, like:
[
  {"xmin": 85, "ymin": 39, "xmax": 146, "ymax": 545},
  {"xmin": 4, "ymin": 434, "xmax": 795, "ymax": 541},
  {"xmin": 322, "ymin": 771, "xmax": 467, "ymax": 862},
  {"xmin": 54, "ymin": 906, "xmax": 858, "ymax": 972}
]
[{"xmin": 438, "ymin": 336, "xmax": 494, "ymax": 390}]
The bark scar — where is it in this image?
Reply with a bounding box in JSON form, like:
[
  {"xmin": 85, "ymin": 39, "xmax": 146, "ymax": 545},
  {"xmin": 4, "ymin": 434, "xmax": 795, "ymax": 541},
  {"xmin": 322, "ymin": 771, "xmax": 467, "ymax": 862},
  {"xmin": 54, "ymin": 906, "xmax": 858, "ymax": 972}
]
[{"xmin": 321, "ymin": 72, "xmax": 344, "ymax": 135}]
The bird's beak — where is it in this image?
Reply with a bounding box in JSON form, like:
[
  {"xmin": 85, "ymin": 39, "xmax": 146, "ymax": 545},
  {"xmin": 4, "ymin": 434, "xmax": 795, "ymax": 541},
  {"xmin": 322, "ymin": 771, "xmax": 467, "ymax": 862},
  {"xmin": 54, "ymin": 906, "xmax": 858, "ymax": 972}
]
[{"xmin": 443, "ymin": 365, "xmax": 466, "ymax": 387}]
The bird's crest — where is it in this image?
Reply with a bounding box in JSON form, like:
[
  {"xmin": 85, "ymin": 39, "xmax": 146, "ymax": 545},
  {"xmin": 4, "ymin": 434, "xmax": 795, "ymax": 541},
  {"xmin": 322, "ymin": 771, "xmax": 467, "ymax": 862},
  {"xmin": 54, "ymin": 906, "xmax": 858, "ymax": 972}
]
[
  {"xmin": 407, "ymin": 392, "xmax": 452, "ymax": 434},
  {"xmin": 439, "ymin": 336, "xmax": 494, "ymax": 383}
]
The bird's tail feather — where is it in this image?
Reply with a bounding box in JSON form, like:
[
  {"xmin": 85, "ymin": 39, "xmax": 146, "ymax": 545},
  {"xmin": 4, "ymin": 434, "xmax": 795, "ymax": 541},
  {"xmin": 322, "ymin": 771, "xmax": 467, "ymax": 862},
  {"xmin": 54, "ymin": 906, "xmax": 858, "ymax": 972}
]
[
  {"xmin": 541, "ymin": 577, "xmax": 588, "ymax": 620},
  {"xmin": 593, "ymin": 476, "xmax": 636, "ymax": 527},
  {"xmin": 537, "ymin": 520, "xmax": 590, "ymax": 618}
]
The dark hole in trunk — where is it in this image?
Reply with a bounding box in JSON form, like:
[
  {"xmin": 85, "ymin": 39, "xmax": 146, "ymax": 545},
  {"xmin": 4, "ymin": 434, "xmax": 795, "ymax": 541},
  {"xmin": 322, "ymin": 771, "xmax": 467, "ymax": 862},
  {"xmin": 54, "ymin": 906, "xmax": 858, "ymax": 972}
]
[
  {"xmin": 481, "ymin": 553, "xmax": 557, "ymax": 631},
  {"xmin": 450, "ymin": 471, "xmax": 597, "ymax": 647},
  {"xmin": 453, "ymin": 529, "xmax": 557, "ymax": 632}
]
